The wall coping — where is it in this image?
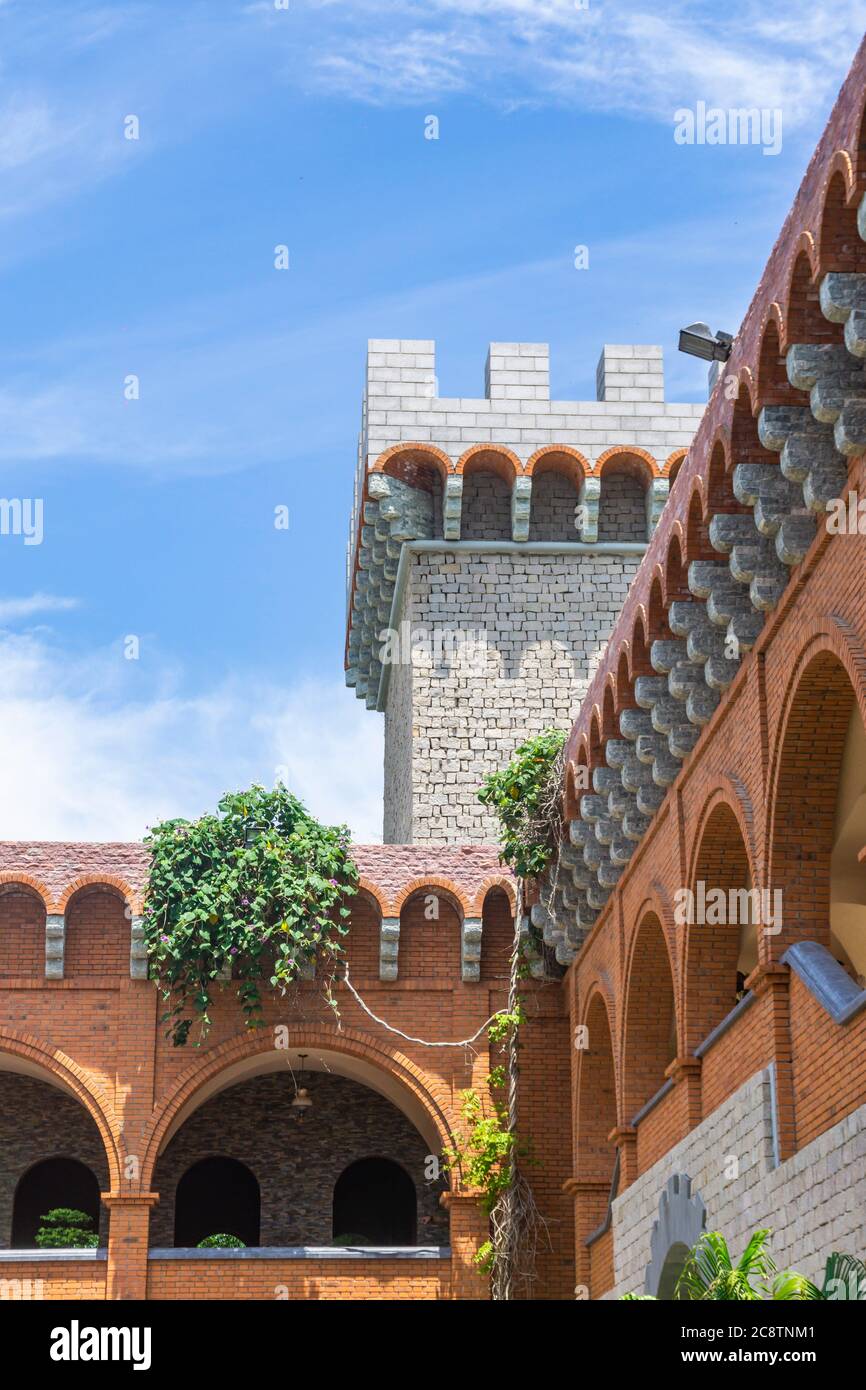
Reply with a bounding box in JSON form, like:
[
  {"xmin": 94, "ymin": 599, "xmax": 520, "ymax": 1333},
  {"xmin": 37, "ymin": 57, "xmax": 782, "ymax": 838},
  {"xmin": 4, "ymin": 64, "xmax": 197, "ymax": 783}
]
[
  {"xmin": 782, "ymin": 941, "xmax": 866, "ymax": 1025},
  {"xmin": 0, "ymin": 1249, "xmax": 107, "ymax": 1261},
  {"xmin": 147, "ymin": 1245, "xmax": 452, "ymax": 1261},
  {"xmin": 693, "ymin": 989, "xmax": 757, "ymax": 1058}
]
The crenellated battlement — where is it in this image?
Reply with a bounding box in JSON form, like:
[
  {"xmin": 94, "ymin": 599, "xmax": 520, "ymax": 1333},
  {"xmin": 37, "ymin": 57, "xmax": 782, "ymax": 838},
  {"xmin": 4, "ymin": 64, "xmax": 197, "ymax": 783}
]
[{"xmin": 345, "ymin": 338, "xmax": 705, "ymax": 844}]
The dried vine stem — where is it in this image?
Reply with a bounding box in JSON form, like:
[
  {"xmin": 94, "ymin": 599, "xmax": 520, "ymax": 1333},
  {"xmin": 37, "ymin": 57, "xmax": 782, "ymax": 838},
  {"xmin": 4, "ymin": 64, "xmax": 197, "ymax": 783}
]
[{"xmin": 490, "ymin": 880, "xmax": 552, "ymax": 1301}]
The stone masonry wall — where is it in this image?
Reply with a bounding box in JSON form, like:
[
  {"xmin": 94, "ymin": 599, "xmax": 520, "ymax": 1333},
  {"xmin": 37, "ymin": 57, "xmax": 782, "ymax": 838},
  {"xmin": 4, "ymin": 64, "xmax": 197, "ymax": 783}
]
[
  {"xmin": 610, "ymin": 1068, "xmax": 866, "ymax": 1297},
  {"xmin": 384, "ymin": 548, "xmax": 641, "ymax": 842},
  {"xmin": 150, "ymin": 1072, "xmax": 449, "ymax": 1247},
  {"xmin": 0, "ymin": 1074, "xmax": 111, "ymax": 1247}
]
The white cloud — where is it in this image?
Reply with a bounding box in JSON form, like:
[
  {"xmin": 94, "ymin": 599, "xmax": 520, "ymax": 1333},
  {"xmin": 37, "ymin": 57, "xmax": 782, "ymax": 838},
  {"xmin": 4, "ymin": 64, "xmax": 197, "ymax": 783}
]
[
  {"xmin": 0, "ymin": 593, "xmax": 79, "ymax": 622},
  {"xmin": 0, "ymin": 631, "xmax": 383, "ymax": 843}
]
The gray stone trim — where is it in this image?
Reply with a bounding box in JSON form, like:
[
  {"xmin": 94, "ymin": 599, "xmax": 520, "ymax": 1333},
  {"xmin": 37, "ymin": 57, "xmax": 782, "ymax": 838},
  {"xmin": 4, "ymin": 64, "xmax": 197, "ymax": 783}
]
[
  {"xmin": 644, "ymin": 1173, "xmax": 706, "ymax": 1297},
  {"xmin": 461, "ymin": 916, "xmax": 483, "ymax": 982},
  {"xmin": 693, "ymin": 989, "xmax": 756, "ymax": 1058},
  {"xmin": 782, "ymin": 940, "xmax": 866, "ymax": 1025},
  {"xmin": 585, "ymin": 1147, "xmax": 621, "ymax": 1248},
  {"xmin": 511, "ymin": 475, "xmax": 532, "ymax": 541},
  {"xmin": 379, "ymin": 916, "xmax": 400, "ymax": 981},
  {"xmin": 130, "ymin": 914, "xmax": 148, "ymax": 980},
  {"xmin": 45, "ymin": 913, "xmax": 65, "ymax": 980},
  {"xmin": 630, "ymin": 1078, "xmax": 673, "ymax": 1129},
  {"xmin": 148, "ymin": 1245, "xmax": 451, "ymax": 1260},
  {"xmin": 646, "ymin": 476, "xmax": 669, "ymax": 535},
  {"xmin": 0, "ymin": 1248, "xmax": 107, "ymax": 1262}
]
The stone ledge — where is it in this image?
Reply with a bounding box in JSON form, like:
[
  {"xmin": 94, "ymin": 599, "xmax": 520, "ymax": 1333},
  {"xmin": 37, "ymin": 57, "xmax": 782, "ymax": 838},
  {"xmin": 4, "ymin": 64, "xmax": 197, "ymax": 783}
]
[
  {"xmin": 0, "ymin": 1249, "xmax": 107, "ymax": 1261},
  {"xmin": 147, "ymin": 1246, "xmax": 451, "ymax": 1261}
]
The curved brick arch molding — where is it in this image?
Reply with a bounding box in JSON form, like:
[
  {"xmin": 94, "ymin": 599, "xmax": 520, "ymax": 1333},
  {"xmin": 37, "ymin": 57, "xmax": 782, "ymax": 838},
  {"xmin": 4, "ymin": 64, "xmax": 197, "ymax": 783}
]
[
  {"xmin": 0, "ymin": 1029, "xmax": 122, "ymax": 1190},
  {"xmin": 139, "ymin": 1025, "xmax": 458, "ymax": 1192},
  {"xmin": 644, "ymin": 1173, "xmax": 707, "ymax": 1298}
]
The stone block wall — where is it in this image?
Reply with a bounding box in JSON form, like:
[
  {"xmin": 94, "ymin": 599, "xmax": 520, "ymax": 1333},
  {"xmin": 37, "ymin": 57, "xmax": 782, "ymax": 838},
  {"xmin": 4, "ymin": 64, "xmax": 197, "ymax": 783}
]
[
  {"xmin": 384, "ymin": 548, "xmax": 641, "ymax": 842},
  {"xmin": 610, "ymin": 1068, "xmax": 866, "ymax": 1297}
]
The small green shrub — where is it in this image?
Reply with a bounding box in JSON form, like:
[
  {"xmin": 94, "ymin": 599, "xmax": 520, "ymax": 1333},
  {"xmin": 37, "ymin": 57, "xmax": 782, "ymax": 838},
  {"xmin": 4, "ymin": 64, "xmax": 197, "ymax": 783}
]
[
  {"xmin": 35, "ymin": 1208, "xmax": 98, "ymax": 1249},
  {"xmin": 196, "ymin": 1233, "xmax": 246, "ymax": 1249}
]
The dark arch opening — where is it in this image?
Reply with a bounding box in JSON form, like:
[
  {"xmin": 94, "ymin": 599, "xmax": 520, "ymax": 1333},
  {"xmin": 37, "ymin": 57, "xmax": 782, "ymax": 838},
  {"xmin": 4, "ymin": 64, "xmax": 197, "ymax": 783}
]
[
  {"xmin": 174, "ymin": 1156, "xmax": 260, "ymax": 1248},
  {"xmin": 12, "ymin": 1156, "xmax": 101, "ymax": 1248},
  {"xmin": 658, "ymin": 1241, "xmax": 692, "ymax": 1300},
  {"xmin": 332, "ymin": 1157, "xmax": 417, "ymax": 1245}
]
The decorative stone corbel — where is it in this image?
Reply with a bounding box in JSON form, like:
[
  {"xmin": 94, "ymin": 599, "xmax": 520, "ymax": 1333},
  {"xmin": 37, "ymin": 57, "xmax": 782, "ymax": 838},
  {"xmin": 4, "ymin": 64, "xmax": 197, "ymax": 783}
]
[
  {"xmin": 45, "ymin": 913, "xmax": 65, "ymax": 980},
  {"xmin": 379, "ymin": 916, "xmax": 400, "ymax": 981},
  {"xmin": 129, "ymin": 914, "xmax": 149, "ymax": 980},
  {"xmin": 646, "ymin": 476, "xmax": 669, "ymax": 536},
  {"xmin": 443, "ymin": 475, "xmax": 463, "ymax": 540},
  {"xmin": 511, "ymin": 475, "xmax": 532, "ymax": 541},
  {"xmin": 577, "ymin": 475, "xmax": 600, "ymax": 542},
  {"xmin": 461, "ymin": 917, "xmax": 483, "ymax": 982}
]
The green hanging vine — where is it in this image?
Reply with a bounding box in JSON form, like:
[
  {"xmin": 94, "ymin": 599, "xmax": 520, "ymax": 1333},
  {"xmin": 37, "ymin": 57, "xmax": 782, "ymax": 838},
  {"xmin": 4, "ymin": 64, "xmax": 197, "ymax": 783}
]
[
  {"xmin": 477, "ymin": 728, "xmax": 566, "ymax": 879},
  {"xmin": 143, "ymin": 784, "xmax": 358, "ymax": 1046}
]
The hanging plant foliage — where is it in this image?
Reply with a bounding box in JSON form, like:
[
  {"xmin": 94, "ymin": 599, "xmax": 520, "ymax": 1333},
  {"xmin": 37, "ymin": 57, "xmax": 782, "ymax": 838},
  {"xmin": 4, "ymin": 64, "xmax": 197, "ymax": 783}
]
[
  {"xmin": 143, "ymin": 785, "xmax": 358, "ymax": 1046},
  {"xmin": 477, "ymin": 728, "xmax": 567, "ymax": 879}
]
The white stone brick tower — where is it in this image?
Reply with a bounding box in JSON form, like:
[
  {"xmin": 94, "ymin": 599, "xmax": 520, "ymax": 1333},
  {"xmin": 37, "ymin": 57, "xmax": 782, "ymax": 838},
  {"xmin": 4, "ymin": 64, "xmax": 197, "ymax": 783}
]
[{"xmin": 346, "ymin": 341, "xmax": 704, "ymax": 844}]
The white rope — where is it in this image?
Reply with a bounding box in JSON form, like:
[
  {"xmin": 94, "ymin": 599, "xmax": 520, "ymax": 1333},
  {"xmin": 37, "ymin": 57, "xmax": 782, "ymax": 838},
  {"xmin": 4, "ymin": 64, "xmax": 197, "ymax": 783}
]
[{"xmin": 339, "ymin": 964, "xmax": 507, "ymax": 1047}]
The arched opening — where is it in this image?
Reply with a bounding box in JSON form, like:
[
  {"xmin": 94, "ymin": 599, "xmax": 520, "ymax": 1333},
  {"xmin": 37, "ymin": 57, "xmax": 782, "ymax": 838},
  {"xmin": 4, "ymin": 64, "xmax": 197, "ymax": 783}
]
[
  {"xmin": 479, "ymin": 887, "xmax": 513, "ymax": 982},
  {"xmin": 622, "ymin": 913, "xmax": 677, "ymax": 1118},
  {"xmin": 0, "ymin": 887, "xmax": 45, "ymax": 978},
  {"xmin": 528, "ymin": 463, "xmax": 581, "ymax": 541},
  {"xmin": 381, "ymin": 451, "xmax": 446, "ymax": 539},
  {"xmin": 771, "ymin": 652, "xmax": 858, "ymax": 957},
  {"xmin": 398, "ymin": 889, "xmax": 461, "ymax": 979},
  {"xmin": 173, "ymin": 1157, "xmax": 260, "ymax": 1248},
  {"xmin": 344, "ymin": 890, "xmax": 383, "ymax": 977},
  {"xmin": 64, "ymin": 885, "xmax": 128, "ymax": 977},
  {"xmin": 151, "ymin": 1069, "xmax": 447, "ymax": 1248},
  {"xmin": 461, "ymin": 454, "xmax": 513, "ymax": 540},
  {"xmin": 597, "ymin": 457, "xmax": 649, "ymax": 543},
  {"xmin": 686, "ymin": 803, "xmax": 757, "ymax": 1049},
  {"xmin": 332, "ymin": 1157, "xmax": 417, "ymax": 1245},
  {"xmin": 12, "ymin": 1157, "xmax": 101, "ymax": 1248},
  {"xmin": 657, "ymin": 1241, "xmax": 691, "ymax": 1300},
  {"xmin": 830, "ymin": 699, "xmax": 866, "ymax": 983}
]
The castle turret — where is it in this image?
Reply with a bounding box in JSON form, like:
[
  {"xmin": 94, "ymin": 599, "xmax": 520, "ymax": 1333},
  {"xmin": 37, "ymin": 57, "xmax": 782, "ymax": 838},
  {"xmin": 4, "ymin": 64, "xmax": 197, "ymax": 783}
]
[{"xmin": 346, "ymin": 340, "xmax": 704, "ymax": 844}]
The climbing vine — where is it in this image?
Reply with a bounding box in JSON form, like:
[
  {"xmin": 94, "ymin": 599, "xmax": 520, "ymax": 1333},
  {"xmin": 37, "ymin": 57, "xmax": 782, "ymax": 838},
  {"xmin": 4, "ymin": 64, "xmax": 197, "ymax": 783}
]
[
  {"xmin": 143, "ymin": 785, "xmax": 358, "ymax": 1046},
  {"xmin": 477, "ymin": 728, "xmax": 567, "ymax": 879}
]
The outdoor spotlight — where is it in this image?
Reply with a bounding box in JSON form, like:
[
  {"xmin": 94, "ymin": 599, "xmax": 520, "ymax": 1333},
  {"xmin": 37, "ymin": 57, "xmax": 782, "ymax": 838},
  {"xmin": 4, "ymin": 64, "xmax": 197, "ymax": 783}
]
[{"xmin": 678, "ymin": 322, "xmax": 734, "ymax": 362}]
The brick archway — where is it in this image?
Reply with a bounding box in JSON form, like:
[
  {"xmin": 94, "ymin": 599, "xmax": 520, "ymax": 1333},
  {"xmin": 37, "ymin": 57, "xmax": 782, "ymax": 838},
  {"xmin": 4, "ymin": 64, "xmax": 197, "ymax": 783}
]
[
  {"xmin": 621, "ymin": 913, "xmax": 677, "ymax": 1120},
  {"xmin": 139, "ymin": 1025, "xmax": 458, "ymax": 1191},
  {"xmin": 0, "ymin": 1030, "xmax": 122, "ymax": 1190}
]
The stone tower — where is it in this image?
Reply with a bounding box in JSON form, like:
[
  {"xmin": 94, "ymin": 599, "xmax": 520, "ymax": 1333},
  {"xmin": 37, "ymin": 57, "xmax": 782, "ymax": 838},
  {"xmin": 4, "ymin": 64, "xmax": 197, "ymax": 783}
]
[{"xmin": 345, "ymin": 341, "xmax": 704, "ymax": 844}]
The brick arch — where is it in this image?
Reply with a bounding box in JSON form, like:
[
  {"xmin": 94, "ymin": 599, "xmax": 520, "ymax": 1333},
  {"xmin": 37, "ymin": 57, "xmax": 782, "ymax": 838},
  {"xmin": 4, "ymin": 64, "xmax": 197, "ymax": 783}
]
[
  {"xmin": 663, "ymin": 448, "xmax": 688, "ymax": 483},
  {"xmin": 818, "ymin": 160, "xmax": 860, "ymax": 272},
  {"xmin": 0, "ymin": 884, "xmax": 46, "ymax": 978},
  {"xmin": 767, "ymin": 640, "xmax": 862, "ymax": 955},
  {"xmin": 593, "ymin": 445, "xmax": 659, "ymax": 481},
  {"xmin": 783, "ymin": 246, "xmax": 827, "ymax": 344},
  {"xmin": 756, "ymin": 311, "xmax": 800, "ymax": 408},
  {"xmin": 139, "ymin": 1025, "xmax": 458, "ymax": 1189},
  {"xmin": 576, "ymin": 987, "xmax": 618, "ymax": 1183},
  {"xmin": 0, "ymin": 1029, "xmax": 122, "ymax": 1190},
  {"xmin": 0, "ymin": 873, "xmax": 54, "ymax": 912},
  {"xmin": 683, "ymin": 796, "xmax": 757, "ymax": 1051},
  {"xmin": 455, "ymin": 443, "xmax": 522, "ymax": 480},
  {"xmin": 478, "ymin": 884, "xmax": 515, "ymax": 982},
  {"xmin": 525, "ymin": 445, "xmax": 591, "ymax": 482},
  {"xmin": 470, "ymin": 877, "xmax": 516, "ymax": 917},
  {"xmin": 354, "ymin": 877, "xmax": 391, "ymax": 917},
  {"xmin": 57, "ymin": 875, "xmax": 140, "ymax": 915},
  {"xmin": 564, "ymin": 755, "xmax": 588, "ymax": 820},
  {"xmin": 391, "ymin": 877, "xmax": 468, "ymax": 917},
  {"xmin": 371, "ymin": 442, "xmax": 453, "ymax": 483},
  {"xmin": 621, "ymin": 909, "xmax": 678, "ymax": 1121},
  {"xmin": 62, "ymin": 880, "xmax": 135, "ymax": 979}
]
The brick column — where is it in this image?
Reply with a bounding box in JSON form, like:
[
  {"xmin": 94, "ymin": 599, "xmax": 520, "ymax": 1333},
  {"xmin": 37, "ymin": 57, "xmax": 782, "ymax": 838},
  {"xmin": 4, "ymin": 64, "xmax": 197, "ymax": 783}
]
[
  {"xmin": 564, "ymin": 1176, "xmax": 609, "ymax": 1297},
  {"xmin": 441, "ymin": 1191, "xmax": 490, "ymax": 1300},
  {"xmin": 747, "ymin": 962, "xmax": 795, "ymax": 1160},
  {"xmin": 608, "ymin": 1125, "xmax": 637, "ymax": 1188},
  {"xmin": 103, "ymin": 1193, "xmax": 159, "ymax": 1301},
  {"xmin": 665, "ymin": 1055, "xmax": 703, "ymax": 1130}
]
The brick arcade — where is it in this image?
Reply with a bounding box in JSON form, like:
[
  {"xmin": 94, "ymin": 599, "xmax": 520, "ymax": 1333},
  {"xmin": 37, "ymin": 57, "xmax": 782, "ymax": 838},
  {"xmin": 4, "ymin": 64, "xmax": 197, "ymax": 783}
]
[{"xmin": 2, "ymin": 42, "xmax": 866, "ymax": 1302}]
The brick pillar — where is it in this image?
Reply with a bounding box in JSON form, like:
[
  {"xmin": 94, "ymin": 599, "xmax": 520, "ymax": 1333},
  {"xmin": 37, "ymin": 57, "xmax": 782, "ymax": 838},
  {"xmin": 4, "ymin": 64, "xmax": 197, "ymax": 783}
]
[
  {"xmin": 441, "ymin": 1191, "xmax": 490, "ymax": 1300},
  {"xmin": 564, "ymin": 1176, "xmax": 609, "ymax": 1297},
  {"xmin": 747, "ymin": 962, "xmax": 795, "ymax": 1160},
  {"xmin": 665, "ymin": 1055, "xmax": 703, "ymax": 1130},
  {"xmin": 608, "ymin": 1125, "xmax": 637, "ymax": 1188},
  {"xmin": 103, "ymin": 1193, "xmax": 159, "ymax": 1300}
]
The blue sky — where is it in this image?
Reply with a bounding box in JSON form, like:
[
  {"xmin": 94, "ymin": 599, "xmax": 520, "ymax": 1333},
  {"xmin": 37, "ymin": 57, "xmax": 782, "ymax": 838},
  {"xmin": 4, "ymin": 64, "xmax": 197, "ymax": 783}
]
[{"xmin": 0, "ymin": 0, "xmax": 864, "ymax": 841}]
